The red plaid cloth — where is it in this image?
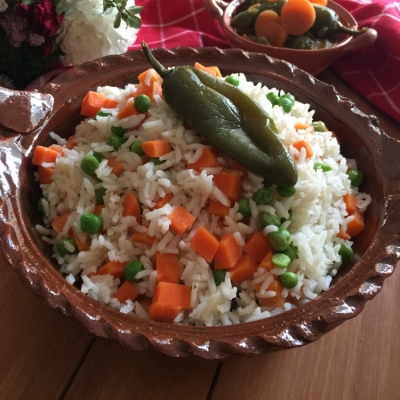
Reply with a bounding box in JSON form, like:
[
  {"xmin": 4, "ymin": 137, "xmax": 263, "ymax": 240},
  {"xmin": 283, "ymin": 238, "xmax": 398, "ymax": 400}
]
[
  {"xmin": 331, "ymin": 0, "xmax": 400, "ymax": 122},
  {"xmin": 128, "ymin": 0, "xmax": 229, "ymax": 49}
]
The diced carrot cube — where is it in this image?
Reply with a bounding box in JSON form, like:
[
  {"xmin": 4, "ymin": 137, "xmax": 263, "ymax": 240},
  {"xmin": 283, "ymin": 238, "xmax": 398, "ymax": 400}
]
[
  {"xmin": 243, "ymin": 231, "xmax": 272, "ymax": 262},
  {"xmin": 113, "ymin": 281, "xmax": 140, "ymax": 303},
  {"xmin": 190, "ymin": 226, "xmax": 220, "ymax": 262},
  {"xmin": 214, "ymin": 233, "xmax": 241, "ymax": 270},
  {"xmin": 168, "ymin": 206, "xmax": 195, "ymax": 235}
]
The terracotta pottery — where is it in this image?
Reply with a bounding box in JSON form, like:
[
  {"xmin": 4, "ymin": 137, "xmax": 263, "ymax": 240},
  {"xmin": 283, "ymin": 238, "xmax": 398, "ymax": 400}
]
[
  {"xmin": 0, "ymin": 48, "xmax": 399, "ymax": 359},
  {"xmin": 204, "ymin": 0, "xmax": 378, "ymax": 75}
]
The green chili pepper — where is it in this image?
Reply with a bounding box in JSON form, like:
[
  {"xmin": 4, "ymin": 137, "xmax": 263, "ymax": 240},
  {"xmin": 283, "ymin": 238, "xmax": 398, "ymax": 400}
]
[
  {"xmin": 141, "ymin": 42, "xmax": 298, "ymax": 188},
  {"xmin": 285, "ymin": 34, "xmax": 321, "ymax": 50},
  {"xmin": 247, "ymin": 34, "xmax": 270, "ymax": 45},
  {"xmin": 310, "ymin": 5, "xmax": 368, "ymax": 39}
]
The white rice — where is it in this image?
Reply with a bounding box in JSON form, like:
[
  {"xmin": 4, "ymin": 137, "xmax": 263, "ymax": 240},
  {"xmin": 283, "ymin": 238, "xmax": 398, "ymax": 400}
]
[{"xmin": 35, "ymin": 70, "xmax": 371, "ymax": 326}]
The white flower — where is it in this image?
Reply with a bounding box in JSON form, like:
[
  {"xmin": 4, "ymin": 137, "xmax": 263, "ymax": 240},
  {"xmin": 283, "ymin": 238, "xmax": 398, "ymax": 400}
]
[
  {"xmin": 0, "ymin": 0, "xmax": 8, "ymax": 13},
  {"xmin": 56, "ymin": 0, "xmax": 140, "ymax": 66}
]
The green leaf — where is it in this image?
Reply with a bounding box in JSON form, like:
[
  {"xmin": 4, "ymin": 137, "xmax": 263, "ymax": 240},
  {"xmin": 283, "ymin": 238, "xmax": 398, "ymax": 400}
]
[
  {"xmin": 126, "ymin": 14, "xmax": 142, "ymax": 29},
  {"xmin": 114, "ymin": 12, "xmax": 122, "ymax": 29},
  {"xmin": 127, "ymin": 6, "xmax": 143, "ymax": 15},
  {"xmin": 103, "ymin": 0, "xmax": 114, "ymax": 12},
  {"xmin": 120, "ymin": 11, "xmax": 128, "ymax": 23}
]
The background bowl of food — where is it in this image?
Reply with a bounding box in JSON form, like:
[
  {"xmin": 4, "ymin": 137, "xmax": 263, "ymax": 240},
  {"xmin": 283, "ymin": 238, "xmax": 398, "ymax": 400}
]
[
  {"xmin": 0, "ymin": 46, "xmax": 398, "ymax": 359},
  {"xmin": 205, "ymin": 0, "xmax": 378, "ymax": 75}
]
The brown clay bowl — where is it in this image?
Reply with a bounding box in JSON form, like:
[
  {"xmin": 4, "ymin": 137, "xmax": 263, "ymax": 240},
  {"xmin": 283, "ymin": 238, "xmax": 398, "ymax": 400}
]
[
  {"xmin": 0, "ymin": 48, "xmax": 399, "ymax": 359},
  {"xmin": 204, "ymin": 0, "xmax": 378, "ymax": 75}
]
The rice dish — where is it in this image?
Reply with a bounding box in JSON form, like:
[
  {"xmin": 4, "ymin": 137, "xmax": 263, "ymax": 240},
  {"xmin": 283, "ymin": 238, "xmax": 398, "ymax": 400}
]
[{"xmin": 34, "ymin": 66, "xmax": 371, "ymax": 326}]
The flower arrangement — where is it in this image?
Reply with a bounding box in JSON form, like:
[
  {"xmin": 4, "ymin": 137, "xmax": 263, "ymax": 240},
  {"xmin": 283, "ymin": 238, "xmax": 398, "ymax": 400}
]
[{"xmin": 0, "ymin": 0, "xmax": 142, "ymax": 89}]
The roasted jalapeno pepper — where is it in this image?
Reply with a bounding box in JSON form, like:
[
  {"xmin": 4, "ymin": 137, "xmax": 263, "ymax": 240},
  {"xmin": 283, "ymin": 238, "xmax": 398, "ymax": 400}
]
[
  {"xmin": 310, "ymin": 4, "xmax": 367, "ymax": 39},
  {"xmin": 285, "ymin": 34, "xmax": 321, "ymax": 49},
  {"xmin": 141, "ymin": 42, "xmax": 297, "ymax": 188}
]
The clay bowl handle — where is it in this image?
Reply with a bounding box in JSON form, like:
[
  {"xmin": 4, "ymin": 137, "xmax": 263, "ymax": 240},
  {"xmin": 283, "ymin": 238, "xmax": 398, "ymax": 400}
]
[
  {"xmin": 0, "ymin": 87, "xmax": 53, "ymax": 135},
  {"xmin": 342, "ymin": 27, "xmax": 378, "ymax": 53},
  {"xmin": 204, "ymin": 0, "xmax": 230, "ymax": 21}
]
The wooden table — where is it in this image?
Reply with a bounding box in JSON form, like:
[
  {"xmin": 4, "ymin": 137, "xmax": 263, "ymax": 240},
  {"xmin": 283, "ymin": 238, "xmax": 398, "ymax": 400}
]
[{"xmin": 1, "ymin": 69, "xmax": 399, "ymax": 400}]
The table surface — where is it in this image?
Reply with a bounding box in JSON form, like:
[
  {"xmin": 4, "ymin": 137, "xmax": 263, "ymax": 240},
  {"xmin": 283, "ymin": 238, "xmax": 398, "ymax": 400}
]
[{"xmin": 1, "ymin": 68, "xmax": 399, "ymax": 400}]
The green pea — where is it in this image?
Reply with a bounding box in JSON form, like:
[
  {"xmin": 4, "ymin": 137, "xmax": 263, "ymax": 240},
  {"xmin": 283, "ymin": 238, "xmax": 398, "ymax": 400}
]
[
  {"xmin": 279, "ymin": 97, "xmax": 293, "ymax": 113},
  {"xmin": 282, "ymin": 93, "xmax": 295, "ymax": 104},
  {"xmin": 225, "ymin": 74, "xmax": 240, "ymax": 87},
  {"xmin": 106, "ymin": 134, "xmax": 125, "ymax": 151},
  {"xmin": 95, "ymin": 186, "xmax": 106, "ymax": 205},
  {"xmin": 238, "ymin": 198, "xmax": 252, "ymax": 218},
  {"xmin": 272, "ymin": 253, "xmax": 291, "ymax": 269},
  {"xmin": 149, "ymin": 157, "xmax": 165, "ymax": 165},
  {"xmin": 37, "ymin": 196, "xmax": 49, "ymax": 215},
  {"xmin": 281, "ymin": 244, "xmax": 299, "ymax": 261},
  {"xmin": 212, "ymin": 269, "xmax": 226, "ymax": 286},
  {"xmin": 279, "ymin": 271, "xmax": 299, "ymax": 289},
  {"xmin": 347, "ymin": 169, "xmax": 363, "ymax": 187},
  {"xmin": 269, "ymin": 228, "xmax": 292, "ymax": 251},
  {"xmin": 124, "ymin": 260, "xmax": 145, "ymax": 282},
  {"xmin": 339, "ymin": 243, "xmax": 353, "ymax": 262},
  {"xmin": 80, "ymin": 213, "xmax": 103, "ymax": 234},
  {"xmin": 111, "ymin": 125, "xmax": 127, "ymax": 137},
  {"xmin": 56, "ymin": 237, "xmax": 77, "ymax": 256},
  {"xmin": 93, "ymin": 151, "xmax": 105, "ymax": 162},
  {"xmin": 130, "ymin": 141, "xmax": 145, "ymax": 156},
  {"xmin": 311, "ymin": 121, "xmax": 326, "ymax": 132},
  {"xmin": 134, "ymin": 94, "xmax": 151, "ymax": 113},
  {"xmin": 260, "ymin": 212, "xmax": 281, "ymax": 228},
  {"xmin": 253, "ymin": 187, "xmax": 273, "ymax": 205},
  {"xmin": 314, "ymin": 162, "xmax": 332, "ymax": 172},
  {"xmin": 95, "ymin": 110, "xmax": 111, "ymax": 119},
  {"xmin": 266, "ymin": 91, "xmax": 279, "ymax": 106},
  {"xmin": 277, "ymin": 186, "xmax": 296, "ymax": 197},
  {"xmin": 81, "ymin": 155, "xmax": 100, "ymax": 176}
]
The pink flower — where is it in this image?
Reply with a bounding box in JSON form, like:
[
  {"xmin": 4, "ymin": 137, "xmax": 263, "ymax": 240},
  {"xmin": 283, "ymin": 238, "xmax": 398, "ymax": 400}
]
[
  {"xmin": 33, "ymin": 0, "xmax": 63, "ymax": 37},
  {"xmin": 16, "ymin": 0, "xmax": 63, "ymax": 39}
]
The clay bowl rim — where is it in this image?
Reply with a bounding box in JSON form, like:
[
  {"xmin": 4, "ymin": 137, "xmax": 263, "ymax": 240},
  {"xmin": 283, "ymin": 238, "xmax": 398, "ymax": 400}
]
[
  {"xmin": 0, "ymin": 47, "xmax": 399, "ymax": 359},
  {"xmin": 205, "ymin": 0, "xmax": 378, "ymax": 75}
]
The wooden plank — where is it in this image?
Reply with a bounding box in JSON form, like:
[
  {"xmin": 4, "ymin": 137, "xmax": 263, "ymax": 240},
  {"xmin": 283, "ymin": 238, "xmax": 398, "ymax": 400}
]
[
  {"xmin": 0, "ymin": 257, "xmax": 94, "ymax": 399},
  {"xmin": 64, "ymin": 339, "xmax": 220, "ymax": 400},
  {"xmin": 211, "ymin": 267, "xmax": 400, "ymax": 400}
]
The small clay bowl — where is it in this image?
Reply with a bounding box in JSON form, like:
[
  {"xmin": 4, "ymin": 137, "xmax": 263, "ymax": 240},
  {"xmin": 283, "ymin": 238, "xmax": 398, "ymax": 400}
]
[
  {"xmin": 0, "ymin": 48, "xmax": 399, "ymax": 359},
  {"xmin": 205, "ymin": 0, "xmax": 378, "ymax": 75}
]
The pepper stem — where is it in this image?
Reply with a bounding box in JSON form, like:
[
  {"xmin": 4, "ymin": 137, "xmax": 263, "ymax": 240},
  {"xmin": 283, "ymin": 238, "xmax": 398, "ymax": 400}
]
[
  {"xmin": 338, "ymin": 25, "xmax": 368, "ymax": 37},
  {"xmin": 141, "ymin": 41, "xmax": 169, "ymax": 77}
]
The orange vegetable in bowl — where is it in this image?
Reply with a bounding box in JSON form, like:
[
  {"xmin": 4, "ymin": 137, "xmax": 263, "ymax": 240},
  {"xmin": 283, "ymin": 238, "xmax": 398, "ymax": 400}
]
[{"xmin": 281, "ymin": 0, "xmax": 316, "ymax": 36}]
